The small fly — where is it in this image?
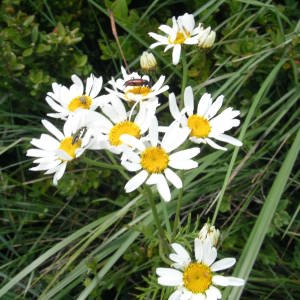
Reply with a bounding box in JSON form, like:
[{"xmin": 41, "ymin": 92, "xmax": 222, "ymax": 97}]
[
  {"xmin": 72, "ymin": 126, "xmax": 87, "ymax": 145},
  {"xmin": 79, "ymin": 96, "xmax": 87, "ymax": 104},
  {"xmin": 124, "ymin": 78, "xmax": 151, "ymax": 88}
]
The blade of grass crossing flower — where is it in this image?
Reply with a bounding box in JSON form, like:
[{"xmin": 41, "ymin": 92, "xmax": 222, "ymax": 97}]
[
  {"xmin": 226, "ymin": 128, "xmax": 300, "ymax": 300},
  {"xmin": 212, "ymin": 58, "xmax": 286, "ymax": 224}
]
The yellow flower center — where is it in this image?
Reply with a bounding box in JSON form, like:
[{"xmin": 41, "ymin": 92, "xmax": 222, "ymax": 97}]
[
  {"xmin": 169, "ymin": 30, "xmax": 190, "ymax": 44},
  {"xmin": 140, "ymin": 146, "xmax": 169, "ymax": 173},
  {"xmin": 187, "ymin": 115, "xmax": 211, "ymax": 138},
  {"xmin": 68, "ymin": 95, "xmax": 92, "ymax": 112},
  {"xmin": 125, "ymin": 86, "xmax": 152, "ymax": 100},
  {"xmin": 108, "ymin": 121, "xmax": 141, "ymax": 146},
  {"xmin": 58, "ymin": 137, "xmax": 82, "ymax": 159},
  {"xmin": 183, "ymin": 263, "xmax": 212, "ymax": 294}
]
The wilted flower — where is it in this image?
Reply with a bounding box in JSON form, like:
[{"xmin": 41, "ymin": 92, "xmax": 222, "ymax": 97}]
[
  {"xmin": 140, "ymin": 51, "xmax": 157, "ymax": 71},
  {"xmin": 198, "ymin": 223, "xmax": 220, "ymax": 247},
  {"xmin": 197, "ymin": 24, "xmax": 216, "ymax": 49}
]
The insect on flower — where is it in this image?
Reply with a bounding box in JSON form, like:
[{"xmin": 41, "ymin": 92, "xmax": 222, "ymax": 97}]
[
  {"xmin": 123, "ymin": 78, "xmax": 152, "ymax": 88},
  {"xmin": 79, "ymin": 96, "xmax": 88, "ymax": 104},
  {"xmin": 72, "ymin": 126, "xmax": 87, "ymax": 145}
]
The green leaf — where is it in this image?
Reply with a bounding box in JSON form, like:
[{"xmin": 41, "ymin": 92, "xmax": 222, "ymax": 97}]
[
  {"xmin": 227, "ymin": 128, "xmax": 300, "ymax": 299},
  {"xmin": 111, "ymin": 0, "xmax": 128, "ymax": 19}
]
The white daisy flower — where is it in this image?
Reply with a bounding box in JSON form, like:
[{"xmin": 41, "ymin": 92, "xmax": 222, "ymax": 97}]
[
  {"xmin": 156, "ymin": 239, "xmax": 245, "ymax": 299},
  {"xmin": 169, "ymin": 86, "xmax": 242, "ymax": 151},
  {"xmin": 26, "ymin": 110, "xmax": 105, "ymax": 185},
  {"xmin": 198, "ymin": 223, "xmax": 220, "ymax": 247},
  {"xmin": 148, "ymin": 13, "xmax": 200, "ymax": 65},
  {"xmin": 106, "ymin": 66, "xmax": 169, "ymax": 103},
  {"xmin": 120, "ymin": 118, "xmax": 200, "ymax": 202},
  {"xmin": 91, "ymin": 94, "xmax": 159, "ymax": 154},
  {"xmin": 197, "ymin": 24, "xmax": 216, "ymax": 49},
  {"xmin": 46, "ymin": 73, "xmax": 104, "ymax": 119}
]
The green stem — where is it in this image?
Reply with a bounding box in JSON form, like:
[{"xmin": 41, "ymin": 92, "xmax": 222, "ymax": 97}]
[
  {"xmin": 105, "ymin": 150, "xmax": 130, "ymax": 180},
  {"xmin": 144, "ymin": 185, "xmax": 170, "ymax": 264},
  {"xmin": 83, "ymin": 157, "xmax": 123, "ymax": 171},
  {"xmin": 180, "ymin": 49, "xmax": 188, "ymax": 110},
  {"xmin": 161, "ymin": 199, "xmax": 171, "ymax": 237},
  {"xmin": 172, "ymin": 188, "xmax": 183, "ymax": 240}
]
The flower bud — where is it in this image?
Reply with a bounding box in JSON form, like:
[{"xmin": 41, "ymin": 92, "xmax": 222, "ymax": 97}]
[
  {"xmin": 197, "ymin": 24, "xmax": 216, "ymax": 49},
  {"xmin": 198, "ymin": 223, "xmax": 220, "ymax": 246},
  {"xmin": 140, "ymin": 51, "xmax": 157, "ymax": 71}
]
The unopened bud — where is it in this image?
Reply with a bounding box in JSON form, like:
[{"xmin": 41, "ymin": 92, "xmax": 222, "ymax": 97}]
[
  {"xmin": 198, "ymin": 223, "xmax": 220, "ymax": 246},
  {"xmin": 140, "ymin": 51, "xmax": 157, "ymax": 71},
  {"xmin": 197, "ymin": 24, "xmax": 216, "ymax": 49}
]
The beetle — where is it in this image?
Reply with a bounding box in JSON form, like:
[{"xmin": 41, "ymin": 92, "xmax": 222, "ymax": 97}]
[
  {"xmin": 123, "ymin": 78, "xmax": 151, "ymax": 88},
  {"xmin": 72, "ymin": 126, "xmax": 87, "ymax": 145}
]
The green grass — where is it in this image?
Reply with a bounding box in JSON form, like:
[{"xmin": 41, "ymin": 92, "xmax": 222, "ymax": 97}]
[{"xmin": 1, "ymin": 0, "xmax": 300, "ymax": 299}]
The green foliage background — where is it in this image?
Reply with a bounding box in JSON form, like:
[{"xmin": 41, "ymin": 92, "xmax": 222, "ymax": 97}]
[{"xmin": 0, "ymin": 0, "xmax": 299, "ymax": 299}]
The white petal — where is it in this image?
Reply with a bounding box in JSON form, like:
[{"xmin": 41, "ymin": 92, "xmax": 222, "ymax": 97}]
[
  {"xmin": 184, "ymin": 86, "xmax": 194, "ymax": 116},
  {"xmin": 212, "ymin": 275, "xmax": 245, "ymax": 287},
  {"xmin": 169, "ymin": 148, "xmax": 200, "ymax": 161},
  {"xmin": 158, "ymin": 24, "xmax": 173, "ymax": 35},
  {"xmin": 122, "ymin": 161, "xmax": 142, "ymax": 172},
  {"xmin": 191, "ymin": 293, "xmax": 205, "ymax": 300},
  {"xmin": 170, "ymin": 243, "xmax": 191, "ymax": 267},
  {"xmin": 53, "ymin": 162, "xmax": 67, "ymax": 185},
  {"xmin": 164, "ymin": 168, "xmax": 182, "ymax": 189},
  {"xmin": 172, "ymin": 44, "xmax": 181, "ymax": 65},
  {"xmin": 156, "ymin": 268, "xmax": 183, "ymax": 286},
  {"xmin": 90, "ymin": 76, "xmax": 103, "ymax": 98},
  {"xmin": 151, "ymin": 75, "xmax": 165, "ymax": 91},
  {"xmin": 210, "ymin": 133, "xmax": 242, "ymax": 147},
  {"xmin": 168, "ymin": 159, "xmax": 198, "ymax": 170},
  {"xmin": 197, "ymin": 93, "xmax": 212, "ymax": 116},
  {"xmin": 42, "ymin": 120, "xmax": 64, "ymax": 141},
  {"xmin": 120, "ymin": 134, "xmax": 145, "ymax": 151},
  {"xmin": 169, "ymin": 290, "xmax": 182, "ymax": 300},
  {"xmin": 45, "ymin": 96, "xmax": 65, "ymax": 113},
  {"xmin": 206, "ymin": 96, "xmax": 223, "ymax": 119},
  {"xmin": 205, "ymin": 138, "xmax": 227, "ymax": 151},
  {"xmin": 124, "ymin": 170, "xmax": 148, "ymax": 192},
  {"xmin": 156, "ymin": 174, "xmax": 171, "ymax": 202},
  {"xmin": 206, "ymin": 286, "xmax": 222, "ymax": 299},
  {"xmin": 180, "ymin": 290, "xmax": 193, "ymax": 300},
  {"xmin": 29, "ymin": 160, "xmax": 60, "ymax": 171},
  {"xmin": 211, "ymin": 258, "xmax": 236, "ymax": 272},
  {"xmin": 71, "ymin": 74, "xmax": 84, "ymax": 95},
  {"xmin": 148, "ymin": 32, "xmax": 169, "ymax": 44},
  {"xmin": 27, "ymin": 149, "xmax": 54, "ymax": 158},
  {"xmin": 202, "ymin": 242, "xmax": 217, "ymax": 266},
  {"xmin": 161, "ymin": 125, "xmax": 190, "ymax": 153},
  {"xmin": 169, "ymin": 93, "xmax": 181, "ymax": 120},
  {"xmin": 30, "ymin": 134, "xmax": 59, "ymax": 150},
  {"xmin": 194, "ymin": 238, "xmax": 203, "ymax": 262},
  {"xmin": 149, "ymin": 116, "xmax": 159, "ymax": 146}
]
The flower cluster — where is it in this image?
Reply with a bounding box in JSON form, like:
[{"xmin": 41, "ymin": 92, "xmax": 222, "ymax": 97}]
[
  {"xmin": 157, "ymin": 224, "xmax": 245, "ymax": 299},
  {"xmin": 26, "ymin": 12, "xmax": 239, "ymax": 202},
  {"xmin": 26, "ymin": 11, "xmax": 245, "ymax": 299}
]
